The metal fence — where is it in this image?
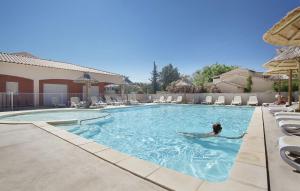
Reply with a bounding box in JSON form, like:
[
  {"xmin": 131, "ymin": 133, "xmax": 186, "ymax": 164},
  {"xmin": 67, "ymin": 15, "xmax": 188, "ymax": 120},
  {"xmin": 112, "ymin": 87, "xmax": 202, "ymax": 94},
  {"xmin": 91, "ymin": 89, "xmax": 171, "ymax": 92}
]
[
  {"xmin": 0, "ymin": 92, "xmax": 124, "ymax": 111},
  {"xmin": 0, "ymin": 92, "xmax": 35, "ymax": 111},
  {"xmin": 0, "ymin": 92, "xmax": 82, "ymax": 111},
  {"xmin": 1, "ymin": 91, "xmax": 297, "ymax": 111}
]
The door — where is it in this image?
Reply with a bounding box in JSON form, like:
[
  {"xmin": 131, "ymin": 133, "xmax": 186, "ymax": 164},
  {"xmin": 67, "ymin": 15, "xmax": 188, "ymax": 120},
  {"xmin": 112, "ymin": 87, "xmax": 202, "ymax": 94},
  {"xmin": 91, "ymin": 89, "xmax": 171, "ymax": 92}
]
[
  {"xmin": 83, "ymin": 85, "xmax": 99, "ymax": 100},
  {"xmin": 43, "ymin": 84, "xmax": 68, "ymax": 106}
]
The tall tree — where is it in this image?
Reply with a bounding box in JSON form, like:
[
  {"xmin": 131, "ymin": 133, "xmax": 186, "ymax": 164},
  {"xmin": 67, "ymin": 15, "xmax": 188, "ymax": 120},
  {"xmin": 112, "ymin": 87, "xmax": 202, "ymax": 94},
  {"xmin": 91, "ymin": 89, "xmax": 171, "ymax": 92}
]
[
  {"xmin": 244, "ymin": 76, "xmax": 253, "ymax": 92},
  {"xmin": 159, "ymin": 64, "xmax": 180, "ymax": 90},
  {"xmin": 150, "ymin": 61, "xmax": 159, "ymax": 93},
  {"xmin": 193, "ymin": 63, "xmax": 237, "ymax": 86}
]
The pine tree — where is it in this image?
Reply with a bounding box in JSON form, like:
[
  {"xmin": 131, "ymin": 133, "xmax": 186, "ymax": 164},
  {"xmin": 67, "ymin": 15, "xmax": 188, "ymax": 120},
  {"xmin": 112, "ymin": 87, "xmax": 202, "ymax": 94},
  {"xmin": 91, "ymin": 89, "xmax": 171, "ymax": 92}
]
[{"xmin": 150, "ymin": 61, "xmax": 159, "ymax": 93}]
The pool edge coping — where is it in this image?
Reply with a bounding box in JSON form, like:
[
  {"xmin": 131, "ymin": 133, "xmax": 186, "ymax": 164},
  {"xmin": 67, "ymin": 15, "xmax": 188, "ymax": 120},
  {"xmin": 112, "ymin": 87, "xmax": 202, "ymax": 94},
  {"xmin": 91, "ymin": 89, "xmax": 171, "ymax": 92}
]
[{"xmin": 0, "ymin": 106, "xmax": 267, "ymax": 191}]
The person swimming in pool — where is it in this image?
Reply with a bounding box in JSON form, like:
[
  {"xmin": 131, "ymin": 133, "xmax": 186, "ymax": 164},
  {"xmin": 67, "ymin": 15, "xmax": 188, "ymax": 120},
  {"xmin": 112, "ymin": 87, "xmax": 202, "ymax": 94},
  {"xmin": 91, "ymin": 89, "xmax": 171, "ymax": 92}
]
[{"xmin": 178, "ymin": 123, "xmax": 246, "ymax": 139}]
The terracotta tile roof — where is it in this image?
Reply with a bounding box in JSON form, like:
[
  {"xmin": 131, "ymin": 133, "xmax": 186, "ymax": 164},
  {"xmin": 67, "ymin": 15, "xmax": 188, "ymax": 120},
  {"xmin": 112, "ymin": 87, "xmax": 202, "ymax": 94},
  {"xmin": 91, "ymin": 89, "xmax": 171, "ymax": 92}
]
[{"xmin": 0, "ymin": 52, "xmax": 121, "ymax": 76}]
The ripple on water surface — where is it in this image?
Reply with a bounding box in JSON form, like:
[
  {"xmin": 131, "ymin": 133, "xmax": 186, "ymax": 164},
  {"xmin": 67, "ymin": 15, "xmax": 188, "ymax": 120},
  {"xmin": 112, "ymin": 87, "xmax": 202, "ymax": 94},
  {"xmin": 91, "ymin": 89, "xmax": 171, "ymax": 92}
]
[{"xmin": 59, "ymin": 105, "xmax": 254, "ymax": 182}]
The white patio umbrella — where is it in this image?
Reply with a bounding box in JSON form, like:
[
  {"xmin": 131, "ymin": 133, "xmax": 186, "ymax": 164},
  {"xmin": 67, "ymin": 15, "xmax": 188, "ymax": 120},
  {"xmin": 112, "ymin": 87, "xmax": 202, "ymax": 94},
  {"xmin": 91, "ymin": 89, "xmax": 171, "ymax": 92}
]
[
  {"xmin": 264, "ymin": 47, "xmax": 300, "ymax": 108},
  {"xmin": 263, "ymin": 7, "xmax": 300, "ymax": 46},
  {"xmin": 264, "ymin": 68, "xmax": 296, "ymax": 105}
]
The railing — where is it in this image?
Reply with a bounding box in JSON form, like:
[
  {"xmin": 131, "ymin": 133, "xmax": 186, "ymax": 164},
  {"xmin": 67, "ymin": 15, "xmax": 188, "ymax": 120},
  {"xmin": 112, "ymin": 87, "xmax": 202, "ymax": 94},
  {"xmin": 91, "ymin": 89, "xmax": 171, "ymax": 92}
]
[
  {"xmin": 1, "ymin": 91, "xmax": 296, "ymax": 111},
  {"xmin": 0, "ymin": 92, "xmax": 124, "ymax": 111},
  {"xmin": 0, "ymin": 92, "xmax": 34, "ymax": 111},
  {"xmin": 79, "ymin": 113, "xmax": 111, "ymax": 125}
]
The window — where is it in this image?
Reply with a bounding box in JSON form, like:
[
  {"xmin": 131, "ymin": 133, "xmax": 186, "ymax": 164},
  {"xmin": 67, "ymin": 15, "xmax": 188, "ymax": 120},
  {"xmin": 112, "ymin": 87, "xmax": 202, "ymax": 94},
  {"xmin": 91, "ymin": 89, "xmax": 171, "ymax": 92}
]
[{"xmin": 6, "ymin": 82, "xmax": 19, "ymax": 94}]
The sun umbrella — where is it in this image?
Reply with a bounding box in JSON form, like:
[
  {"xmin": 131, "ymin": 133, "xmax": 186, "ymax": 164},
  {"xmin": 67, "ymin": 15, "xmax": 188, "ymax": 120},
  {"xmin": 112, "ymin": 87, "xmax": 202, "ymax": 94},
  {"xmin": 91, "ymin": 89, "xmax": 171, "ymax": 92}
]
[
  {"xmin": 264, "ymin": 47, "xmax": 300, "ymax": 108},
  {"xmin": 74, "ymin": 73, "xmax": 99, "ymax": 103},
  {"xmin": 263, "ymin": 7, "xmax": 300, "ymax": 109},
  {"xmin": 264, "ymin": 68, "xmax": 296, "ymax": 105},
  {"xmin": 263, "ymin": 7, "xmax": 300, "ymax": 46},
  {"xmin": 175, "ymin": 80, "xmax": 192, "ymax": 103}
]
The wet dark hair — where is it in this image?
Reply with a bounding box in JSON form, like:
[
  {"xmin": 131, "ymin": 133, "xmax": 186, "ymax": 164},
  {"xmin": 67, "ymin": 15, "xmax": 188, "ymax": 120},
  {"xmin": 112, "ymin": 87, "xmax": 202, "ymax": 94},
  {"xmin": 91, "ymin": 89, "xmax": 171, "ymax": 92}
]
[{"xmin": 212, "ymin": 123, "xmax": 222, "ymax": 134}]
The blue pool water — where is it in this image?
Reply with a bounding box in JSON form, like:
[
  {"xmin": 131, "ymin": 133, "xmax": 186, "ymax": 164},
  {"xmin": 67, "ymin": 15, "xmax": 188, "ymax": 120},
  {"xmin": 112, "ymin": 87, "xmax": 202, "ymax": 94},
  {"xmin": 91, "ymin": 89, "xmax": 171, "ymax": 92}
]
[
  {"xmin": 61, "ymin": 105, "xmax": 253, "ymax": 182},
  {"xmin": 0, "ymin": 105, "xmax": 254, "ymax": 181}
]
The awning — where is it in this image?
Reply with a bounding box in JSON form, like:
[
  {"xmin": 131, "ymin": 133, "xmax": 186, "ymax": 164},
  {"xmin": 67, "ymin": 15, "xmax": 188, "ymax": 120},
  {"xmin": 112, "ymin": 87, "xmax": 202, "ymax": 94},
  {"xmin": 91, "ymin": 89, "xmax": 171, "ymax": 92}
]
[{"xmin": 263, "ymin": 7, "xmax": 300, "ymax": 46}]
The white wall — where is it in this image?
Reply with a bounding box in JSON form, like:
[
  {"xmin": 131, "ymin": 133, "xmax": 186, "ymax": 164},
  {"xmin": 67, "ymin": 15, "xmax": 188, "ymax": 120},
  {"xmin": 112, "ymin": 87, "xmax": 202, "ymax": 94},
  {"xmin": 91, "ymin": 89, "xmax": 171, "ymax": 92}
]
[
  {"xmin": 215, "ymin": 82, "xmax": 244, "ymax": 93},
  {"xmin": 214, "ymin": 75, "xmax": 274, "ymax": 93},
  {"xmin": 133, "ymin": 92, "xmax": 292, "ymax": 105},
  {"xmin": 251, "ymin": 77, "xmax": 273, "ymax": 92}
]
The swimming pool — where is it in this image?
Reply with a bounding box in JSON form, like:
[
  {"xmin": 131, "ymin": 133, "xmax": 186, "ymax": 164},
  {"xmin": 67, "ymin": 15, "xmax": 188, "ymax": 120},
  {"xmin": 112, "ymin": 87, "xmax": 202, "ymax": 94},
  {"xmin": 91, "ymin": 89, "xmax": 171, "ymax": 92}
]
[
  {"xmin": 0, "ymin": 105, "xmax": 254, "ymax": 181},
  {"xmin": 65, "ymin": 105, "xmax": 253, "ymax": 181}
]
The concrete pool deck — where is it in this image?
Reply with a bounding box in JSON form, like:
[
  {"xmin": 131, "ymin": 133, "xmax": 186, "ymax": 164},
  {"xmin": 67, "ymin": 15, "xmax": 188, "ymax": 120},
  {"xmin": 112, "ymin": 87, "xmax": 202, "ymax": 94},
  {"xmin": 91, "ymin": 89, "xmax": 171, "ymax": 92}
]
[
  {"xmin": 0, "ymin": 106, "xmax": 268, "ymax": 191},
  {"xmin": 262, "ymin": 107, "xmax": 300, "ymax": 191},
  {"xmin": 0, "ymin": 123, "xmax": 167, "ymax": 191}
]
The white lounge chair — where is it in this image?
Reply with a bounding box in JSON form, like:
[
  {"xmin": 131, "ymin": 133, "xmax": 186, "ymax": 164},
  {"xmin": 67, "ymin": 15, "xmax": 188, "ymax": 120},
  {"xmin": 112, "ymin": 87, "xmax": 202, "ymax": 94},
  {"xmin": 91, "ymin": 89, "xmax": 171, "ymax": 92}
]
[
  {"xmin": 114, "ymin": 96, "xmax": 125, "ymax": 105},
  {"xmin": 154, "ymin": 96, "xmax": 165, "ymax": 103},
  {"xmin": 247, "ymin": 96, "xmax": 258, "ymax": 106},
  {"xmin": 148, "ymin": 95, "xmax": 153, "ymax": 103},
  {"xmin": 129, "ymin": 97, "xmax": 139, "ymax": 105},
  {"xmin": 90, "ymin": 96, "xmax": 107, "ymax": 108},
  {"xmin": 201, "ymin": 96, "xmax": 212, "ymax": 104},
  {"xmin": 153, "ymin": 97, "xmax": 159, "ymax": 103},
  {"xmin": 276, "ymin": 115, "xmax": 300, "ymax": 122},
  {"xmin": 215, "ymin": 96, "xmax": 225, "ymax": 105},
  {"xmin": 279, "ymin": 136, "xmax": 300, "ymax": 172},
  {"xmin": 278, "ymin": 120, "xmax": 300, "ymax": 135},
  {"xmin": 275, "ymin": 112, "xmax": 299, "ymax": 117},
  {"xmin": 269, "ymin": 104, "xmax": 297, "ymax": 114},
  {"xmin": 231, "ymin": 96, "xmax": 242, "ymax": 105},
  {"xmin": 171, "ymin": 96, "xmax": 182, "ymax": 104},
  {"xmin": 104, "ymin": 96, "xmax": 118, "ymax": 105},
  {"xmin": 70, "ymin": 97, "xmax": 85, "ymax": 108},
  {"xmin": 166, "ymin": 96, "xmax": 172, "ymax": 103}
]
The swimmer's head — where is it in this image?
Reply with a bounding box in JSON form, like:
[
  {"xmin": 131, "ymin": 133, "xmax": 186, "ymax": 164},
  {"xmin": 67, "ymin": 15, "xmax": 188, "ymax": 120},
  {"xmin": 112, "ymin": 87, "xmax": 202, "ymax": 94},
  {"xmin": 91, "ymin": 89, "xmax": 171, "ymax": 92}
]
[{"xmin": 212, "ymin": 123, "xmax": 222, "ymax": 134}]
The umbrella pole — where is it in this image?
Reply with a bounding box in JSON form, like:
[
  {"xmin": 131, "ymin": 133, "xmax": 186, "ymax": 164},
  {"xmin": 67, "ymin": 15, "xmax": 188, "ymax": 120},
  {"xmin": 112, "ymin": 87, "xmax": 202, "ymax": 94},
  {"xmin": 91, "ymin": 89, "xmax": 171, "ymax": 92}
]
[
  {"xmin": 184, "ymin": 87, "xmax": 186, "ymax": 104},
  {"xmin": 279, "ymin": 75, "xmax": 281, "ymax": 95},
  {"xmin": 288, "ymin": 69, "xmax": 292, "ymax": 106},
  {"xmin": 86, "ymin": 83, "xmax": 89, "ymax": 102},
  {"xmin": 298, "ymin": 62, "xmax": 300, "ymax": 111}
]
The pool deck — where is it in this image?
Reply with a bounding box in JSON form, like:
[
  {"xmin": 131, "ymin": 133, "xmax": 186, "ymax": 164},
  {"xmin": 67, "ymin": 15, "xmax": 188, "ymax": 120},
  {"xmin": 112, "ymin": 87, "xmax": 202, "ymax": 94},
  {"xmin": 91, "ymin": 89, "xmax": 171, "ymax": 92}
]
[
  {"xmin": 0, "ymin": 123, "xmax": 167, "ymax": 191},
  {"xmin": 262, "ymin": 107, "xmax": 300, "ymax": 191},
  {"xmin": 0, "ymin": 106, "xmax": 268, "ymax": 191}
]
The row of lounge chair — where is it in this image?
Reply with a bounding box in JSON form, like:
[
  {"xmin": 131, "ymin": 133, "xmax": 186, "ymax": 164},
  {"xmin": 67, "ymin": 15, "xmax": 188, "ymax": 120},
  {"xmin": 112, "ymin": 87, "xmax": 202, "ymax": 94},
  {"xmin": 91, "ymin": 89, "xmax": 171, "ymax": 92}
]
[
  {"xmin": 267, "ymin": 103, "xmax": 300, "ymax": 171},
  {"xmin": 152, "ymin": 95, "xmax": 259, "ymax": 106},
  {"xmin": 152, "ymin": 96, "xmax": 183, "ymax": 103},
  {"xmin": 201, "ymin": 95, "xmax": 258, "ymax": 105},
  {"xmin": 70, "ymin": 96, "xmax": 140, "ymax": 108}
]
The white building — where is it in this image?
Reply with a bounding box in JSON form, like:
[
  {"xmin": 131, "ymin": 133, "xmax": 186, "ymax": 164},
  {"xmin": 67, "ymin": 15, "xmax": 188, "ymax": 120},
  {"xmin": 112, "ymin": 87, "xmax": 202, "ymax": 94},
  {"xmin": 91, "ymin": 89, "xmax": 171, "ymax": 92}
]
[
  {"xmin": 0, "ymin": 52, "xmax": 124, "ymax": 107},
  {"xmin": 212, "ymin": 68, "xmax": 274, "ymax": 93}
]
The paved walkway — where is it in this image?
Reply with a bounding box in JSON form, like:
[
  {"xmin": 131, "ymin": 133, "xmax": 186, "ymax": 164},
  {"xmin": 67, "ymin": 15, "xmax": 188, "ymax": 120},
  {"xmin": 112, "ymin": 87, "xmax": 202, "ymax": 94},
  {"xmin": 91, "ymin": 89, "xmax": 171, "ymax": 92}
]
[
  {"xmin": 262, "ymin": 108, "xmax": 300, "ymax": 191},
  {"xmin": 0, "ymin": 124, "xmax": 166, "ymax": 191}
]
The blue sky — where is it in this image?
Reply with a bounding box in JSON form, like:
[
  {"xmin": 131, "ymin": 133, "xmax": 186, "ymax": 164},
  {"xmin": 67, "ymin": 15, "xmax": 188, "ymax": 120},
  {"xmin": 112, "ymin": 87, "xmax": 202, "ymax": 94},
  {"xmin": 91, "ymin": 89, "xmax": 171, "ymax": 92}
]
[{"xmin": 0, "ymin": 0, "xmax": 299, "ymax": 82}]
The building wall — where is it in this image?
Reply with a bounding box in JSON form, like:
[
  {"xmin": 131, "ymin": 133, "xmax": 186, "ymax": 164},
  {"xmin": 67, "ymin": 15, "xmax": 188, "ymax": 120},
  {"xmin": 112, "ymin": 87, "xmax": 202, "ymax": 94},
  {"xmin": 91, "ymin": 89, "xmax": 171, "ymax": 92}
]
[
  {"xmin": 223, "ymin": 75, "xmax": 247, "ymax": 86},
  {"xmin": 0, "ymin": 61, "xmax": 124, "ymax": 106},
  {"xmin": 219, "ymin": 69, "xmax": 251, "ymax": 80},
  {"xmin": 39, "ymin": 79, "xmax": 83, "ymax": 105},
  {"xmin": 0, "ymin": 74, "xmax": 34, "ymax": 107},
  {"xmin": 213, "ymin": 75, "xmax": 273, "ymax": 93},
  {"xmin": 251, "ymin": 77, "xmax": 273, "ymax": 92},
  {"xmin": 215, "ymin": 82, "xmax": 244, "ymax": 93},
  {"xmin": 0, "ymin": 74, "xmax": 33, "ymax": 93}
]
